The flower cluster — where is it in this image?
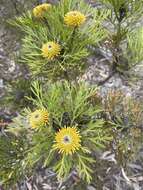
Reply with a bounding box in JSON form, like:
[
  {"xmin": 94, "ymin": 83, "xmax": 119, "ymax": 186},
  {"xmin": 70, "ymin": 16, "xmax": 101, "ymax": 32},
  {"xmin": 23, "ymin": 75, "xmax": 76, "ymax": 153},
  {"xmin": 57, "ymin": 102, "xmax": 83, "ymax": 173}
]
[
  {"xmin": 33, "ymin": 3, "xmax": 51, "ymax": 18},
  {"xmin": 11, "ymin": 0, "xmax": 107, "ymax": 80},
  {"xmin": 29, "ymin": 109, "xmax": 49, "ymax": 129},
  {"xmin": 0, "ymin": 79, "xmax": 114, "ymax": 187},
  {"xmin": 64, "ymin": 11, "xmax": 86, "ymax": 27},
  {"xmin": 41, "ymin": 42, "xmax": 61, "ymax": 60},
  {"xmin": 32, "ymin": 5, "xmax": 86, "ymax": 60},
  {"xmin": 29, "ymin": 109, "xmax": 81, "ymax": 155},
  {"xmin": 53, "ymin": 127, "xmax": 81, "ymax": 155},
  {"xmin": 24, "ymin": 81, "xmax": 113, "ymax": 183},
  {"xmin": 4, "ymin": 0, "xmax": 111, "ymax": 186}
]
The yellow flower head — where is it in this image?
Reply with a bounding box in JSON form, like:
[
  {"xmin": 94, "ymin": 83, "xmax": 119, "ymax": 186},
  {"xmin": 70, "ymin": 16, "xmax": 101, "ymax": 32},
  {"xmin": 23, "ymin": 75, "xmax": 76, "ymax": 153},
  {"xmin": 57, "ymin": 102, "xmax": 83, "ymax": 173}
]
[
  {"xmin": 29, "ymin": 109, "xmax": 49, "ymax": 129},
  {"xmin": 53, "ymin": 127, "xmax": 81, "ymax": 155},
  {"xmin": 64, "ymin": 11, "xmax": 86, "ymax": 27},
  {"xmin": 33, "ymin": 3, "xmax": 51, "ymax": 18},
  {"xmin": 41, "ymin": 42, "xmax": 61, "ymax": 60}
]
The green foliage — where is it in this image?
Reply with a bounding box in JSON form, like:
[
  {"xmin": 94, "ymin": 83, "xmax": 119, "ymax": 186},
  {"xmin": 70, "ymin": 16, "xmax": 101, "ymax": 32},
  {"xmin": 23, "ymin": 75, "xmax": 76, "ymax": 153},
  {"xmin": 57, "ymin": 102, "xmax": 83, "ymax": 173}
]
[
  {"xmin": 26, "ymin": 81, "xmax": 112, "ymax": 182},
  {"xmin": 9, "ymin": 0, "xmax": 109, "ymax": 81},
  {"xmin": 100, "ymin": 0, "xmax": 143, "ymax": 30},
  {"xmin": 0, "ymin": 81, "xmax": 113, "ymax": 186},
  {"xmin": 0, "ymin": 132, "xmax": 29, "ymax": 188},
  {"xmin": 101, "ymin": 0, "xmax": 143, "ymax": 25},
  {"xmin": 28, "ymin": 81, "xmax": 102, "ymax": 124},
  {"xmin": 97, "ymin": 0, "xmax": 143, "ymax": 73},
  {"xmin": 126, "ymin": 27, "xmax": 143, "ymax": 66}
]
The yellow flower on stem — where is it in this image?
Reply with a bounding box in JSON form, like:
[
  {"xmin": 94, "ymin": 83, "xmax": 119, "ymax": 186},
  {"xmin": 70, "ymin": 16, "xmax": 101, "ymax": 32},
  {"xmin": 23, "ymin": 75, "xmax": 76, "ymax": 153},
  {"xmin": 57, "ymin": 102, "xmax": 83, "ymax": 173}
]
[
  {"xmin": 64, "ymin": 11, "xmax": 86, "ymax": 27},
  {"xmin": 53, "ymin": 127, "xmax": 81, "ymax": 155},
  {"xmin": 41, "ymin": 42, "xmax": 61, "ymax": 60},
  {"xmin": 29, "ymin": 109, "xmax": 49, "ymax": 129},
  {"xmin": 33, "ymin": 3, "xmax": 51, "ymax": 18}
]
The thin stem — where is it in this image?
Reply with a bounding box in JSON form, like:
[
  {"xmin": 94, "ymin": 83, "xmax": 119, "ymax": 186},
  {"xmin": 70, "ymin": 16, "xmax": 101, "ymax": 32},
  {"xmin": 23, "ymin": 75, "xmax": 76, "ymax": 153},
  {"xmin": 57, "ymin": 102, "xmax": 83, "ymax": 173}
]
[
  {"xmin": 97, "ymin": 71, "xmax": 116, "ymax": 86},
  {"xmin": 60, "ymin": 27, "xmax": 77, "ymax": 82},
  {"xmin": 68, "ymin": 27, "xmax": 77, "ymax": 52},
  {"xmin": 43, "ymin": 18, "xmax": 52, "ymax": 37},
  {"xmin": 11, "ymin": 0, "xmax": 19, "ymax": 15}
]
